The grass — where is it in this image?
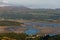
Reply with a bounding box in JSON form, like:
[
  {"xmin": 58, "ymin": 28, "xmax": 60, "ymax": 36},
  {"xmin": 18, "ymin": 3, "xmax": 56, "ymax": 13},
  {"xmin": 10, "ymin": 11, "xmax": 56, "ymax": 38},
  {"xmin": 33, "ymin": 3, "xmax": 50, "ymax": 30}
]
[{"xmin": 0, "ymin": 20, "xmax": 23, "ymax": 26}]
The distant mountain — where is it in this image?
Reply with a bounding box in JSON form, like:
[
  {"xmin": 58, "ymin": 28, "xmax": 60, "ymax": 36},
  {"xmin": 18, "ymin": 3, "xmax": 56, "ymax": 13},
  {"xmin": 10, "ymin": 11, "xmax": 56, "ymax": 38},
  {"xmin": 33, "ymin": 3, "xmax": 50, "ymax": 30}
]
[
  {"xmin": 0, "ymin": 2, "xmax": 11, "ymax": 7},
  {"xmin": 0, "ymin": 2, "xmax": 30, "ymax": 11}
]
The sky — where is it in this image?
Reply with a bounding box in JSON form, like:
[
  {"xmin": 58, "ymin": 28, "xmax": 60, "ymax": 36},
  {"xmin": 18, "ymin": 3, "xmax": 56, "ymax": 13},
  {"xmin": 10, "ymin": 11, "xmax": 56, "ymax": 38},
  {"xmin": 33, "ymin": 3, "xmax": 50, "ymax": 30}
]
[{"xmin": 0, "ymin": 0, "xmax": 60, "ymax": 9}]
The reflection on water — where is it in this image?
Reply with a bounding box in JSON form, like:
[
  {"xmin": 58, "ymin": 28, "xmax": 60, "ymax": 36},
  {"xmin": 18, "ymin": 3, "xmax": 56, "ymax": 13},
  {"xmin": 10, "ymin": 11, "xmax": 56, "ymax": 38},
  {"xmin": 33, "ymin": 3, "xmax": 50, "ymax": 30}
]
[
  {"xmin": 48, "ymin": 34, "xmax": 57, "ymax": 36},
  {"xmin": 25, "ymin": 29, "xmax": 39, "ymax": 35},
  {"xmin": 24, "ymin": 22, "xmax": 60, "ymax": 35},
  {"xmin": 7, "ymin": 22, "xmax": 60, "ymax": 35}
]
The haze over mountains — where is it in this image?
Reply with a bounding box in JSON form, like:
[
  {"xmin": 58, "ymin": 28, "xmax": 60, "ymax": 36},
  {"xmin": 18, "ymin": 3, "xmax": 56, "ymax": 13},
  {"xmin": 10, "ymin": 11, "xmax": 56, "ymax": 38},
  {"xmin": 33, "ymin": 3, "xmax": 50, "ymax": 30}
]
[
  {"xmin": 0, "ymin": 1, "xmax": 60, "ymax": 10},
  {"xmin": 0, "ymin": 1, "xmax": 31, "ymax": 11}
]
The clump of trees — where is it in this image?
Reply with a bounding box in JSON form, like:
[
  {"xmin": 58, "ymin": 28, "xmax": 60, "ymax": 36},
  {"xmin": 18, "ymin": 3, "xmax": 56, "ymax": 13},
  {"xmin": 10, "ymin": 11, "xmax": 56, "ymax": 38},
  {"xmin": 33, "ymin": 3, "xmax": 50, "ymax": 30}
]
[
  {"xmin": 48, "ymin": 35, "xmax": 60, "ymax": 40},
  {"xmin": 0, "ymin": 32, "xmax": 60, "ymax": 40},
  {"xmin": 0, "ymin": 33, "xmax": 27, "ymax": 40}
]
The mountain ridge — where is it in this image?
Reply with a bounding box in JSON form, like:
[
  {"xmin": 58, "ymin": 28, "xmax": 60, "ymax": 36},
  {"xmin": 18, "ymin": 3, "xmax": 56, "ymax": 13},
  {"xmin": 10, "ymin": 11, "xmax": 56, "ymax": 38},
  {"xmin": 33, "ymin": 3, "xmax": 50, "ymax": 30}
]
[{"xmin": 0, "ymin": 2, "xmax": 31, "ymax": 11}]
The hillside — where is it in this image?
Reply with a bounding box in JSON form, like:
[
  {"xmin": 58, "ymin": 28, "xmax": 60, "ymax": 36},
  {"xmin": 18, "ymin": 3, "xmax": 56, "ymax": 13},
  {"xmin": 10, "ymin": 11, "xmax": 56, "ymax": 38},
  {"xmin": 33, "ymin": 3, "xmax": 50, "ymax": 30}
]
[
  {"xmin": 0, "ymin": 10, "xmax": 60, "ymax": 21},
  {"xmin": 0, "ymin": 4, "xmax": 60, "ymax": 21},
  {"xmin": 0, "ymin": 20, "xmax": 23, "ymax": 26}
]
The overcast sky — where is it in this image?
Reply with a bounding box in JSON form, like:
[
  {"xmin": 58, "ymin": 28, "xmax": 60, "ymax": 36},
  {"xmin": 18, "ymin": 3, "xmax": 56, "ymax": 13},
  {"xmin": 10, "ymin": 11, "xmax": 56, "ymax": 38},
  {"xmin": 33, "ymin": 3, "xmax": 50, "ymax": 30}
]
[{"xmin": 0, "ymin": 0, "xmax": 60, "ymax": 9}]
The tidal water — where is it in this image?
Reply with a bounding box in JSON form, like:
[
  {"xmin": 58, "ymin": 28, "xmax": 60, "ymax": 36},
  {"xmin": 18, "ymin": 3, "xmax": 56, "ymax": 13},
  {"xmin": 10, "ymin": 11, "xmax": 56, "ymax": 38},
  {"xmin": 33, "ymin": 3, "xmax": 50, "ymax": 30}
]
[
  {"xmin": 25, "ymin": 29, "xmax": 39, "ymax": 35},
  {"xmin": 24, "ymin": 22, "xmax": 60, "ymax": 35},
  {"xmin": 24, "ymin": 22, "xmax": 60, "ymax": 27},
  {"xmin": 7, "ymin": 22, "xmax": 60, "ymax": 35}
]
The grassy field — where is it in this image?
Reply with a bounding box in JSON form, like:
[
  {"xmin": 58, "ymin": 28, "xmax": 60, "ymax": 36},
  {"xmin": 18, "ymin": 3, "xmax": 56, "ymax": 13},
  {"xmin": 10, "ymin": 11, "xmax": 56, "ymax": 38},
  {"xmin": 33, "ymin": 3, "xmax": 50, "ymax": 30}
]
[{"xmin": 0, "ymin": 20, "xmax": 23, "ymax": 26}]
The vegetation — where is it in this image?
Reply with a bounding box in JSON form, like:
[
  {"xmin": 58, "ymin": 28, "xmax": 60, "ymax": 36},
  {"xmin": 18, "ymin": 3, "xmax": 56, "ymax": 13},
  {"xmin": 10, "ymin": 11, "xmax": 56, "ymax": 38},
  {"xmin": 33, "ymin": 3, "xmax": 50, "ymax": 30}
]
[
  {"xmin": 0, "ymin": 20, "xmax": 23, "ymax": 26},
  {"xmin": 48, "ymin": 35, "xmax": 60, "ymax": 40},
  {"xmin": 0, "ymin": 8, "xmax": 60, "ymax": 40},
  {"xmin": 0, "ymin": 33, "xmax": 60, "ymax": 40},
  {"xmin": 0, "ymin": 33, "xmax": 27, "ymax": 40},
  {"xmin": 0, "ymin": 9, "xmax": 60, "ymax": 21}
]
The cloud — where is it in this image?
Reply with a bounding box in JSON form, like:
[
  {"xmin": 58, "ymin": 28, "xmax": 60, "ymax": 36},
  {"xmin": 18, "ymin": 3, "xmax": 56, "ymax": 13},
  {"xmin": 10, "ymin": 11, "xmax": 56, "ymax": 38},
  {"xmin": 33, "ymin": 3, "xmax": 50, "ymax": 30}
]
[
  {"xmin": 0, "ymin": 0, "xmax": 60, "ymax": 8},
  {"xmin": 2, "ymin": 0, "xmax": 9, "ymax": 3}
]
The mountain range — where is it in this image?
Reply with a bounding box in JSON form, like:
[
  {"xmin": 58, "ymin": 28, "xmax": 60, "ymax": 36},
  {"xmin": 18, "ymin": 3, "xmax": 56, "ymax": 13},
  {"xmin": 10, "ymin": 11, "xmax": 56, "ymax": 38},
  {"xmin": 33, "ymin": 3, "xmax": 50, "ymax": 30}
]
[
  {"xmin": 0, "ymin": 2, "xmax": 31, "ymax": 11},
  {"xmin": 0, "ymin": 2, "xmax": 60, "ymax": 11}
]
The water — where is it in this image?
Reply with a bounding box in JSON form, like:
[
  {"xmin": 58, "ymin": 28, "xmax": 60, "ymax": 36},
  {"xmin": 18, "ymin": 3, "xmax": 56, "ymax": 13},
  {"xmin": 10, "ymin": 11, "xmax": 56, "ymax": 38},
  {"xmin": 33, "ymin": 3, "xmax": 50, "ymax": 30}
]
[
  {"xmin": 7, "ymin": 22, "xmax": 60, "ymax": 35},
  {"xmin": 24, "ymin": 22, "xmax": 60, "ymax": 35},
  {"xmin": 48, "ymin": 34, "xmax": 57, "ymax": 36},
  {"xmin": 24, "ymin": 22, "xmax": 60, "ymax": 27},
  {"xmin": 25, "ymin": 29, "xmax": 39, "ymax": 35}
]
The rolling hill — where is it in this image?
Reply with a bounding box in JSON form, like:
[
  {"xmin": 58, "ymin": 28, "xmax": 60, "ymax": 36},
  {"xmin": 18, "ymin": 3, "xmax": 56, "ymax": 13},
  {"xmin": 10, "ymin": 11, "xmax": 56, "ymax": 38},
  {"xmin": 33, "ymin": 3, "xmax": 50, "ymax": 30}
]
[{"xmin": 0, "ymin": 2, "xmax": 60, "ymax": 21}]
